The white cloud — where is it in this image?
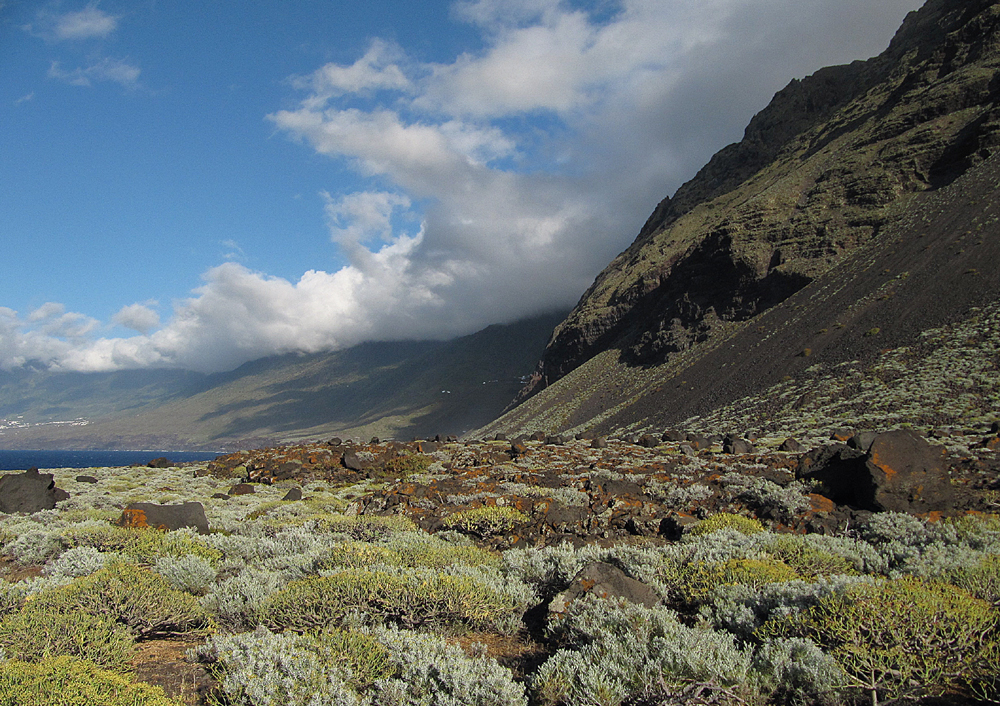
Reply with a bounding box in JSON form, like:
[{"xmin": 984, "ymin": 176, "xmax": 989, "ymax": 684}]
[
  {"xmin": 53, "ymin": 5, "xmax": 118, "ymax": 40},
  {"xmin": 48, "ymin": 58, "xmax": 141, "ymax": 88},
  {"xmin": 1, "ymin": 0, "xmax": 924, "ymax": 373},
  {"xmin": 25, "ymin": 4, "xmax": 119, "ymax": 42},
  {"xmin": 113, "ymin": 303, "xmax": 160, "ymax": 335},
  {"xmin": 293, "ymin": 40, "xmax": 412, "ymax": 108}
]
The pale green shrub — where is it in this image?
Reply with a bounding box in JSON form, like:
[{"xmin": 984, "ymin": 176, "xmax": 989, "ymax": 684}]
[
  {"xmin": 759, "ymin": 578, "xmax": 1000, "ymax": 704},
  {"xmin": 42, "ymin": 546, "xmax": 120, "ymax": 579},
  {"xmin": 442, "ymin": 506, "xmax": 529, "ymax": 536},
  {"xmin": 0, "ymin": 607, "xmax": 134, "ymax": 669},
  {"xmin": 689, "ymin": 513, "xmax": 765, "ymax": 537},
  {"xmin": 195, "ymin": 626, "xmax": 362, "ymax": 706},
  {"xmin": 0, "ymin": 655, "xmax": 182, "ymax": 706},
  {"xmin": 31, "ymin": 563, "xmax": 210, "ymax": 638},
  {"xmin": 263, "ymin": 568, "xmax": 522, "ymax": 633},
  {"xmin": 4, "ymin": 528, "xmax": 63, "ymax": 565},
  {"xmin": 703, "ymin": 574, "xmax": 874, "ymax": 640}
]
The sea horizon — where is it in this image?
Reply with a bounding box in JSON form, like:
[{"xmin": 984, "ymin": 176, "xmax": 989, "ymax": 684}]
[{"xmin": 0, "ymin": 449, "xmax": 222, "ymax": 471}]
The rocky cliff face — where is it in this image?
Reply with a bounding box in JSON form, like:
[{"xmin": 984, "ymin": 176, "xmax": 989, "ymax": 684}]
[{"xmin": 518, "ymin": 0, "xmax": 1000, "ymax": 403}]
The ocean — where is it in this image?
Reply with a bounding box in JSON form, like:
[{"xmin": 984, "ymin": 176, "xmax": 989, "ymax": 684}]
[{"xmin": 0, "ymin": 449, "xmax": 222, "ymax": 471}]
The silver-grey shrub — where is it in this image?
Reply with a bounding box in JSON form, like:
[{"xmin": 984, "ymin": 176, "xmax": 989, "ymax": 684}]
[
  {"xmin": 369, "ymin": 625, "xmax": 527, "ymax": 706},
  {"xmin": 155, "ymin": 553, "xmax": 217, "ymax": 596},
  {"xmin": 752, "ymin": 637, "xmax": 845, "ymax": 705},
  {"xmin": 201, "ymin": 569, "xmax": 285, "ymax": 630},
  {"xmin": 42, "ymin": 546, "xmax": 118, "ymax": 579},
  {"xmin": 195, "ymin": 626, "xmax": 361, "ymax": 706},
  {"xmin": 534, "ymin": 595, "xmax": 752, "ymax": 706},
  {"xmin": 702, "ymin": 574, "xmax": 874, "ymax": 640}
]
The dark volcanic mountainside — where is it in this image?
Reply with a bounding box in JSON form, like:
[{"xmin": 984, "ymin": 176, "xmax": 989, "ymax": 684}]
[{"xmin": 519, "ymin": 0, "xmax": 1000, "ymax": 401}]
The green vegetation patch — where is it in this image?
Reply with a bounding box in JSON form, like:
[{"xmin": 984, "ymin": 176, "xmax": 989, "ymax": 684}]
[
  {"xmin": 758, "ymin": 577, "xmax": 1000, "ymax": 703},
  {"xmin": 262, "ymin": 568, "xmax": 519, "ymax": 632},
  {"xmin": 60, "ymin": 524, "xmax": 221, "ymax": 565},
  {"xmin": 0, "ymin": 656, "xmax": 181, "ymax": 706},
  {"xmin": 442, "ymin": 506, "xmax": 530, "ymax": 536},
  {"xmin": 30, "ymin": 563, "xmax": 211, "ymax": 639},
  {"xmin": 763, "ymin": 534, "xmax": 858, "ymax": 578},
  {"xmin": 688, "ymin": 512, "xmax": 765, "ymax": 537},
  {"xmin": 0, "ymin": 607, "xmax": 134, "ymax": 670}
]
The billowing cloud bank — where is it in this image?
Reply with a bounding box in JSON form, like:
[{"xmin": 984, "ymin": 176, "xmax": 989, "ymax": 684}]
[{"xmin": 3, "ymin": 0, "xmax": 922, "ymax": 373}]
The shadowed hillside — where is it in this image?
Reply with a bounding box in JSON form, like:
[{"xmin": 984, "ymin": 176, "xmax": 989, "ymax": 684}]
[
  {"xmin": 0, "ymin": 312, "xmax": 564, "ymax": 450},
  {"xmin": 475, "ymin": 0, "xmax": 1000, "ymax": 439}
]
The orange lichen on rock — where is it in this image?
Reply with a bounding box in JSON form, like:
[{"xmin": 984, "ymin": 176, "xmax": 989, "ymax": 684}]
[{"xmin": 117, "ymin": 508, "xmax": 149, "ymax": 529}]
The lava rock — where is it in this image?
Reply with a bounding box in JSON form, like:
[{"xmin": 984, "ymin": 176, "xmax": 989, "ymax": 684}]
[
  {"xmin": 0, "ymin": 468, "xmax": 70, "ymax": 514},
  {"xmin": 549, "ymin": 562, "xmax": 659, "ymax": 617},
  {"xmin": 228, "ymin": 483, "xmax": 256, "ymax": 496},
  {"xmin": 117, "ymin": 501, "xmax": 210, "ymax": 534},
  {"xmin": 281, "ymin": 487, "xmax": 303, "ymax": 501},
  {"xmin": 341, "ymin": 450, "xmax": 364, "ymax": 471},
  {"xmin": 722, "ymin": 435, "xmax": 754, "ymax": 454},
  {"xmin": 75, "ymin": 475, "xmax": 99, "ymax": 484},
  {"xmin": 778, "ymin": 438, "xmax": 803, "ymax": 452},
  {"xmin": 797, "ymin": 430, "xmax": 953, "ymax": 513},
  {"xmin": 847, "ymin": 431, "xmax": 878, "ymax": 452},
  {"xmin": 147, "ymin": 457, "xmax": 173, "ymax": 469}
]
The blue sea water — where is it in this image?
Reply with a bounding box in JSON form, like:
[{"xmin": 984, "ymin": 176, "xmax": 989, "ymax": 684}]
[{"xmin": 0, "ymin": 449, "xmax": 221, "ymax": 471}]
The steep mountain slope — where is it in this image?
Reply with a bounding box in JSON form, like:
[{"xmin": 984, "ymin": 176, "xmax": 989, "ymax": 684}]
[
  {"xmin": 515, "ymin": 0, "xmax": 1000, "ymax": 400},
  {"xmin": 0, "ymin": 312, "xmax": 562, "ymax": 450},
  {"xmin": 476, "ymin": 0, "xmax": 1000, "ymax": 439}
]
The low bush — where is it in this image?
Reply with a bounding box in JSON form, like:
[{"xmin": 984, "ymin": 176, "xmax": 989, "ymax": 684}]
[
  {"xmin": 949, "ymin": 552, "xmax": 1000, "ymax": 605},
  {"xmin": 262, "ymin": 568, "xmax": 521, "ymax": 632},
  {"xmin": 60, "ymin": 524, "xmax": 221, "ymax": 564},
  {"xmin": 195, "ymin": 627, "xmax": 363, "ymax": 706},
  {"xmin": 31, "ymin": 563, "xmax": 210, "ymax": 638},
  {"xmin": 758, "ymin": 577, "xmax": 1000, "ymax": 704},
  {"xmin": 689, "ymin": 513, "xmax": 765, "ymax": 537},
  {"xmin": 535, "ymin": 596, "xmax": 752, "ymax": 706},
  {"xmin": 197, "ymin": 625, "xmax": 526, "ymax": 706},
  {"xmin": 763, "ymin": 535, "xmax": 857, "ymax": 579},
  {"xmin": 42, "ymin": 546, "xmax": 120, "ymax": 579},
  {"xmin": 752, "ymin": 637, "xmax": 845, "ymax": 706},
  {"xmin": 371, "ymin": 626, "xmax": 527, "ymax": 706},
  {"xmin": 200, "ymin": 569, "xmax": 284, "ymax": 631},
  {"xmin": 0, "ymin": 607, "xmax": 134, "ymax": 670},
  {"xmin": 319, "ymin": 535, "xmax": 501, "ymax": 572},
  {"xmin": 153, "ymin": 553, "xmax": 217, "ymax": 595},
  {"xmin": 380, "ymin": 453, "xmax": 432, "ymax": 478},
  {"xmin": 0, "ymin": 656, "xmax": 182, "ymax": 706},
  {"xmin": 442, "ymin": 506, "xmax": 529, "ymax": 537},
  {"xmin": 678, "ymin": 557, "xmax": 800, "ymax": 607}
]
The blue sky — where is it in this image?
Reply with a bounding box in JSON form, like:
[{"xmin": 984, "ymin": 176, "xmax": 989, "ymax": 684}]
[{"xmin": 1, "ymin": 0, "xmax": 923, "ymax": 373}]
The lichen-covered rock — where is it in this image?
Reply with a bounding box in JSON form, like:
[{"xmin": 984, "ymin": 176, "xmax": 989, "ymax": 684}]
[{"xmin": 117, "ymin": 501, "xmax": 210, "ymax": 534}]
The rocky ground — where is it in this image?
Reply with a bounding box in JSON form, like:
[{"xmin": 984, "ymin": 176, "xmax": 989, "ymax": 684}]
[{"xmin": 202, "ymin": 427, "xmax": 1000, "ymax": 549}]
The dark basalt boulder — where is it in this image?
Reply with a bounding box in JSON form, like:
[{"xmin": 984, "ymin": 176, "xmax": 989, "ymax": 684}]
[
  {"xmin": 281, "ymin": 487, "xmax": 303, "ymax": 501},
  {"xmin": 341, "ymin": 450, "xmax": 364, "ymax": 471},
  {"xmin": 228, "ymin": 483, "xmax": 256, "ymax": 496},
  {"xmin": 722, "ymin": 435, "xmax": 754, "ymax": 454},
  {"xmin": 797, "ymin": 430, "xmax": 953, "ymax": 513},
  {"xmin": 75, "ymin": 475, "xmax": 99, "ymax": 484},
  {"xmin": 147, "ymin": 457, "xmax": 173, "ymax": 468},
  {"xmin": 117, "ymin": 501, "xmax": 210, "ymax": 534},
  {"xmin": 549, "ymin": 562, "xmax": 660, "ymax": 618},
  {"xmin": 0, "ymin": 468, "xmax": 70, "ymax": 514},
  {"xmin": 778, "ymin": 438, "xmax": 803, "ymax": 452}
]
